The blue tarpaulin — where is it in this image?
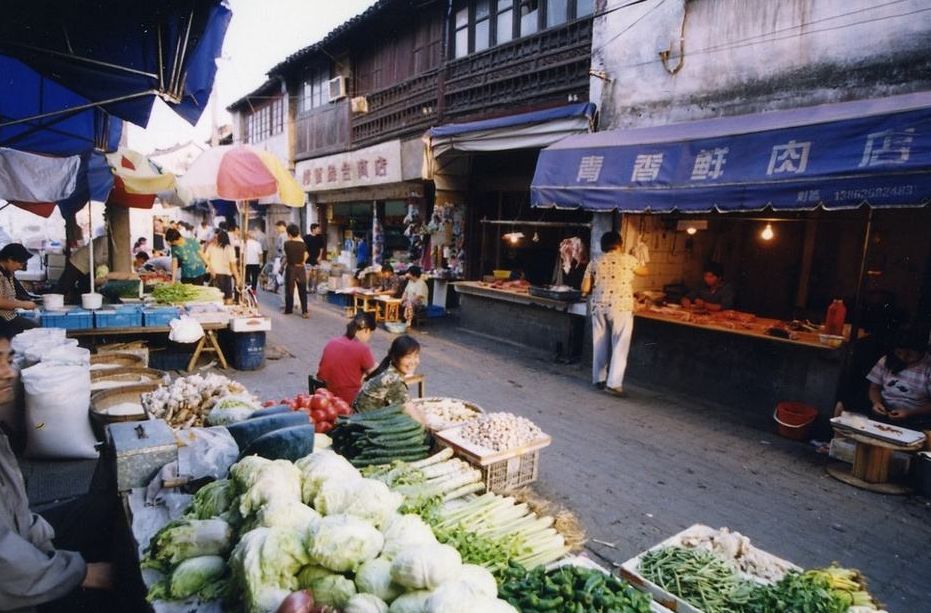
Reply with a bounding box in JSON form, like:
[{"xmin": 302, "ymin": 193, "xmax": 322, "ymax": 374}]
[
  {"xmin": 429, "ymin": 103, "xmax": 596, "ymax": 138},
  {"xmin": 531, "ymin": 92, "xmax": 931, "ymax": 212},
  {"xmin": 0, "ymin": 0, "xmax": 231, "ymax": 136}
]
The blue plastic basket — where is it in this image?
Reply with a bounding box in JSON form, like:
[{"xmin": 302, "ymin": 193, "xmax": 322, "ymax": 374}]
[
  {"xmin": 95, "ymin": 306, "xmax": 142, "ymax": 329},
  {"xmin": 143, "ymin": 307, "xmax": 181, "ymax": 327},
  {"xmin": 42, "ymin": 309, "xmax": 94, "ymax": 330},
  {"xmin": 327, "ymin": 292, "xmax": 351, "ymax": 307},
  {"xmin": 426, "ymin": 305, "xmax": 446, "ymax": 318}
]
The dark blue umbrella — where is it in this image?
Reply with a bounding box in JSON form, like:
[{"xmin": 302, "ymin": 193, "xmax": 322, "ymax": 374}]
[{"xmin": 0, "ymin": 0, "xmax": 231, "ymax": 145}]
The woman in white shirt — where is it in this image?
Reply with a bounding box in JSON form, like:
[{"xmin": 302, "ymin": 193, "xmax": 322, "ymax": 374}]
[
  {"xmin": 202, "ymin": 230, "xmax": 239, "ymax": 303},
  {"xmin": 244, "ymin": 230, "xmax": 264, "ymax": 291}
]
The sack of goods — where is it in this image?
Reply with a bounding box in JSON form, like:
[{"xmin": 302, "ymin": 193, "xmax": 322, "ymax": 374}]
[{"xmin": 21, "ymin": 361, "xmax": 98, "ymax": 459}]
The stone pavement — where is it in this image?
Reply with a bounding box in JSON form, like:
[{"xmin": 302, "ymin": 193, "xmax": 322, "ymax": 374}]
[{"xmin": 235, "ymin": 292, "xmax": 931, "ymax": 612}]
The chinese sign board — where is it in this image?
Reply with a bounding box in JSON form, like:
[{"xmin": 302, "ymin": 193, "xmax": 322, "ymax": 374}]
[
  {"xmin": 532, "ymin": 104, "xmax": 931, "ymax": 212},
  {"xmin": 295, "ymin": 140, "xmax": 403, "ymax": 192}
]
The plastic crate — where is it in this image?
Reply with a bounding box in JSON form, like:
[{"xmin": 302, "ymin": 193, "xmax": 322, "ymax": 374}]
[
  {"xmin": 327, "ymin": 292, "xmax": 352, "ymax": 307},
  {"xmin": 425, "ymin": 305, "xmax": 446, "ymax": 318},
  {"xmin": 95, "ymin": 306, "xmax": 142, "ymax": 328},
  {"xmin": 480, "ymin": 450, "xmax": 540, "ymax": 492},
  {"xmin": 41, "ymin": 309, "xmax": 93, "ymax": 330},
  {"xmin": 143, "ymin": 307, "xmax": 181, "ymax": 327},
  {"xmin": 149, "ymin": 345, "xmax": 194, "ymax": 371}
]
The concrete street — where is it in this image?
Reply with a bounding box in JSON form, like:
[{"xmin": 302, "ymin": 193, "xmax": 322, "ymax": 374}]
[{"xmin": 236, "ymin": 292, "xmax": 931, "ymax": 613}]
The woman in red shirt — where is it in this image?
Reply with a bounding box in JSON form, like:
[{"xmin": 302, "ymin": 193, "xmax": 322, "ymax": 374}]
[{"xmin": 317, "ymin": 313, "xmax": 377, "ymax": 404}]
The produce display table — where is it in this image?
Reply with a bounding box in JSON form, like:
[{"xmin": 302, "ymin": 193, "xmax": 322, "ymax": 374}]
[
  {"xmin": 827, "ymin": 417, "xmax": 926, "ymax": 495},
  {"xmin": 68, "ymin": 322, "xmax": 230, "ymax": 372}
]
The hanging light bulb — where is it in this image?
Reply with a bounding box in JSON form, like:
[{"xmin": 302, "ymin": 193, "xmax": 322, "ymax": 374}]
[
  {"xmin": 502, "ymin": 231, "xmax": 525, "ymax": 244},
  {"xmin": 761, "ymin": 223, "xmax": 775, "ymax": 241},
  {"xmin": 686, "ymin": 226, "xmax": 697, "ymax": 235},
  {"xmin": 532, "ymin": 231, "xmax": 540, "ymax": 242}
]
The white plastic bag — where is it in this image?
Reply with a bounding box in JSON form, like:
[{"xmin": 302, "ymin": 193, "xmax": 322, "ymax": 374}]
[
  {"xmin": 176, "ymin": 427, "xmax": 239, "ymax": 481},
  {"xmin": 168, "ymin": 316, "xmax": 204, "ymax": 344},
  {"xmin": 21, "ymin": 362, "xmax": 98, "ymax": 459},
  {"xmin": 11, "ymin": 327, "xmax": 66, "ymax": 354},
  {"xmin": 22, "ymin": 337, "xmax": 78, "ymax": 366},
  {"xmin": 40, "ymin": 344, "xmax": 90, "ymax": 367}
]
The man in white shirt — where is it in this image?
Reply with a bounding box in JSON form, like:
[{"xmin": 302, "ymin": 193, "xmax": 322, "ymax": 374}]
[
  {"xmin": 244, "ymin": 230, "xmax": 264, "ymax": 291},
  {"xmin": 401, "ymin": 266, "xmax": 429, "ymax": 325},
  {"xmin": 581, "ymin": 231, "xmax": 647, "ymax": 396},
  {"xmin": 195, "ymin": 218, "xmax": 214, "ymax": 244}
]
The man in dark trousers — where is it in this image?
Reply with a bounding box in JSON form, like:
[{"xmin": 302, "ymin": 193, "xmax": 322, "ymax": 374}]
[
  {"xmin": 283, "ymin": 224, "xmax": 309, "ymax": 318},
  {"xmin": 302, "ymin": 223, "xmax": 325, "ymax": 294}
]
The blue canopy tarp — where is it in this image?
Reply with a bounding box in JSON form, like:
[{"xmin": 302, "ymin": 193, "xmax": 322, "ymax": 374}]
[
  {"xmin": 429, "ymin": 103, "xmax": 596, "ymax": 138},
  {"xmin": 0, "ymin": 0, "xmax": 231, "ymax": 132},
  {"xmin": 531, "ymin": 92, "xmax": 931, "ymax": 212}
]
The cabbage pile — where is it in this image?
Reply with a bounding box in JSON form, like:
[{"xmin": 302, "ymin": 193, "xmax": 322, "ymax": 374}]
[{"xmin": 148, "ymin": 449, "xmax": 519, "ymax": 612}]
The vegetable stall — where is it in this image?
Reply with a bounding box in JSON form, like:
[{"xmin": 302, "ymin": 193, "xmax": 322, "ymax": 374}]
[{"xmin": 106, "ymin": 377, "xmax": 890, "ymax": 613}]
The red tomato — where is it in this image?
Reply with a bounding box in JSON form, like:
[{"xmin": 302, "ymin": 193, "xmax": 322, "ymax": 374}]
[
  {"xmin": 310, "ymin": 409, "xmax": 327, "ymax": 424},
  {"xmin": 310, "ymin": 395, "xmax": 330, "ymax": 412},
  {"xmin": 317, "ymin": 421, "xmax": 333, "ymax": 434},
  {"xmin": 322, "ymin": 405, "xmax": 338, "ymax": 422},
  {"xmin": 280, "ymin": 398, "xmax": 291, "ymax": 405},
  {"xmin": 261, "ymin": 400, "xmax": 276, "ymax": 407},
  {"xmin": 333, "ymin": 400, "xmax": 352, "ymax": 416}
]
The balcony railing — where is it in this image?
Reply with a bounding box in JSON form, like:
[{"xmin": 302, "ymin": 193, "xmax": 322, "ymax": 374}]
[
  {"xmin": 294, "ymin": 99, "xmax": 351, "ymax": 160},
  {"xmin": 351, "ymin": 69, "xmax": 441, "ymax": 147}
]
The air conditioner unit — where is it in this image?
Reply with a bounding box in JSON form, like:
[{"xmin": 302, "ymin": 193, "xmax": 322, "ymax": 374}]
[
  {"xmin": 351, "ymin": 96, "xmax": 369, "ymax": 114},
  {"xmin": 328, "ymin": 76, "xmax": 347, "ymax": 102}
]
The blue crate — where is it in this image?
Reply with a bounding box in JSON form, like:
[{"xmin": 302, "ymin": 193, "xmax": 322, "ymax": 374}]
[
  {"xmin": 41, "ymin": 309, "xmax": 93, "ymax": 330},
  {"xmin": 95, "ymin": 306, "xmax": 142, "ymax": 329},
  {"xmin": 426, "ymin": 305, "xmax": 446, "ymax": 318},
  {"xmin": 143, "ymin": 307, "xmax": 181, "ymax": 327},
  {"xmin": 327, "ymin": 292, "xmax": 351, "ymax": 307}
]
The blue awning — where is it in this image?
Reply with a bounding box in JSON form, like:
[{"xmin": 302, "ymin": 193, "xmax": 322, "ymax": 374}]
[
  {"xmin": 531, "ymin": 92, "xmax": 931, "ymax": 212},
  {"xmin": 0, "ymin": 0, "xmax": 231, "ymax": 131},
  {"xmin": 429, "ymin": 103, "xmax": 596, "ymax": 138}
]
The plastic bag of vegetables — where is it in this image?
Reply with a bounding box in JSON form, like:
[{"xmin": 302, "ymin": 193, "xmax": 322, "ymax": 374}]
[
  {"xmin": 390, "ymin": 543, "xmax": 462, "ymax": 590},
  {"xmin": 295, "ymin": 449, "xmax": 361, "ymax": 503},
  {"xmin": 314, "ymin": 477, "xmax": 402, "ymax": 528},
  {"xmin": 346, "ymin": 593, "xmax": 389, "ymax": 613},
  {"xmin": 147, "ymin": 555, "xmax": 227, "ymax": 602},
  {"xmin": 307, "ymin": 514, "xmax": 384, "ymax": 572},
  {"xmin": 354, "ymin": 557, "xmax": 404, "ymax": 603},
  {"xmin": 230, "ymin": 527, "xmax": 312, "ymax": 613},
  {"xmin": 142, "ymin": 518, "xmax": 233, "ymax": 571},
  {"xmin": 206, "ymin": 394, "xmax": 258, "ymax": 425},
  {"xmin": 380, "ymin": 514, "xmax": 437, "ymax": 561}
]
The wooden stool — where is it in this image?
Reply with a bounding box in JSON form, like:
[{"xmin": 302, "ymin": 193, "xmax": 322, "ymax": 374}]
[
  {"xmin": 377, "ymin": 298, "xmax": 402, "ymax": 322},
  {"xmin": 404, "ymin": 374, "xmax": 425, "ymax": 398},
  {"xmin": 186, "ymin": 329, "xmax": 229, "ymax": 372},
  {"xmin": 826, "ymin": 430, "xmax": 923, "ymax": 495}
]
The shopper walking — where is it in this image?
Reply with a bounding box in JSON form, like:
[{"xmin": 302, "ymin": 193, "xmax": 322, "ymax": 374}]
[
  {"xmin": 283, "ymin": 224, "xmax": 309, "ymax": 318},
  {"xmin": 203, "ymin": 230, "xmax": 239, "ymax": 303},
  {"xmin": 581, "ymin": 231, "xmax": 647, "ymax": 396},
  {"xmin": 244, "ymin": 230, "xmax": 263, "ymax": 291}
]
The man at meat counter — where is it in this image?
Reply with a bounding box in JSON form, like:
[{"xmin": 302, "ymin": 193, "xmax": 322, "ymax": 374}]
[
  {"xmin": 0, "ymin": 324, "xmax": 117, "ymax": 612},
  {"xmin": 681, "ymin": 262, "xmax": 736, "ymax": 312}
]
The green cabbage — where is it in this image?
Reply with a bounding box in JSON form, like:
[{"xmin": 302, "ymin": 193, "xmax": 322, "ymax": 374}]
[
  {"xmin": 346, "ymin": 593, "xmax": 389, "ymax": 613},
  {"xmin": 387, "ymin": 590, "xmax": 433, "ymax": 613},
  {"xmin": 380, "ymin": 514, "xmax": 437, "ymax": 561},
  {"xmin": 355, "ymin": 557, "xmax": 403, "ymax": 603},
  {"xmin": 310, "ymin": 574, "xmax": 357, "ymax": 608},
  {"xmin": 459, "ymin": 564, "xmax": 497, "ymax": 598},
  {"xmin": 142, "ymin": 518, "xmax": 232, "ymax": 571},
  {"xmin": 244, "ymin": 499, "xmax": 321, "ymax": 533},
  {"xmin": 307, "ymin": 514, "xmax": 384, "ymax": 572},
  {"xmin": 295, "ymin": 449, "xmax": 361, "ymax": 503},
  {"xmin": 229, "ymin": 527, "xmax": 311, "ymax": 613},
  {"xmin": 389, "ymin": 543, "xmax": 462, "ymax": 590},
  {"xmin": 424, "ymin": 581, "xmax": 513, "ymax": 613},
  {"xmin": 147, "ymin": 555, "xmax": 228, "ymax": 602},
  {"xmin": 206, "ymin": 396, "xmax": 256, "ymax": 425},
  {"xmin": 188, "ymin": 479, "xmax": 235, "ymax": 519},
  {"xmin": 314, "ymin": 477, "xmax": 403, "ymax": 528},
  {"xmin": 237, "ymin": 459, "xmax": 303, "ymax": 518},
  {"xmin": 296, "ymin": 564, "xmax": 338, "ymax": 589}
]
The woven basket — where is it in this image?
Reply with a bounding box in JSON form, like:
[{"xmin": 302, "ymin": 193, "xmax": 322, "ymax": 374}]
[
  {"xmin": 90, "ymin": 352, "xmax": 145, "ymax": 370},
  {"xmin": 90, "ymin": 367, "xmax": 168, "ymax": 392},
  {"xmin": 89, "ymin": 383, "xmax": 161, "ymax": 438}
]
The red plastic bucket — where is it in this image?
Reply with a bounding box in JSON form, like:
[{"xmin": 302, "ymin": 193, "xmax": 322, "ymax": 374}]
[{"xmin": 773, "ymin": 402, "xmax": 818, "ymax": 441}]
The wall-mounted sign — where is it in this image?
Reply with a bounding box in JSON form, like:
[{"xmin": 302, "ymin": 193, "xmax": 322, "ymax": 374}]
[{"xmin": 295, "ymin": 140, "xmax": 403, "ymax": 192}]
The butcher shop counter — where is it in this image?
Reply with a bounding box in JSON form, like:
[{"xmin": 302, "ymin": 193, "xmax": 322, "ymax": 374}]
[
  {"xmin": 453, "ymin": 281, "xmax": 586, "ymax": 359},
  {"xmin": 626, "ymin": 306, "xmax": 847, "ymax": 428}
]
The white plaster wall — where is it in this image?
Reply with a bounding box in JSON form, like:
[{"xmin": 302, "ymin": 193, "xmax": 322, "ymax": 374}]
[{"xmin": 592, "ymin": 0, "xmax": 931, "ymax": 129}]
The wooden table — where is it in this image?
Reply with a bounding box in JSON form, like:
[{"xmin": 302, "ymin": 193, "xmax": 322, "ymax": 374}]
[
  {"xmin": 68, "ymin": 322, "xmax": 229, "ymax": 372},
  {"xmin": 404, "ymin": 374, "xmax": 425, "ymax": 398},
  {"xmin": 827, "ymin": 427, "xmax": 926, "ymax": 495},
  {"xmin": 374, "ymin": 296, "xmax": 402, "ymax": 322}
]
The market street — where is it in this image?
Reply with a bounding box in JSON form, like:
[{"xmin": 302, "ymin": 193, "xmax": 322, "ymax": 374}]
[{"xmin": 233, "ymin": 293, "xmax": 931, "ymax": 613}]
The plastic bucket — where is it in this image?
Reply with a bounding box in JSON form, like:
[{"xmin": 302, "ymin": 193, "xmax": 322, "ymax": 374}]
[
  {"xmin": 232, "ymin": 331, "xmax": 266, "ymax": 371},
  {"xmin": 773, "ymin": 402, "xmax": 818, "ymax": 441}
]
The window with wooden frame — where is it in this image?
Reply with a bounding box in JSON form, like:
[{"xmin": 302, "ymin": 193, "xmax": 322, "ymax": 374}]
[
  {"xmin": 300, "ymin": 68, "xmax": 330, "ymax": 113},
  {"xmin": 451, "ymin": 0, "xmax": 594, "ymax": 57}
]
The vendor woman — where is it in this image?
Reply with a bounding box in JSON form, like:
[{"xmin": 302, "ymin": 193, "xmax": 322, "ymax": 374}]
[
  {"xmin": 681, "ymin": 262, "xmax": 735, "ymax": 312},
  {"xmin": 353, "ymin": 335, "xmax": 420, "ymax": 412},
  {"xmin": 0, "ymin": 244, "xmax": 38, "ymax": 335},
  {"xmin": 867, "ymin": 329, "xmax": 931, "ymax": 428}
]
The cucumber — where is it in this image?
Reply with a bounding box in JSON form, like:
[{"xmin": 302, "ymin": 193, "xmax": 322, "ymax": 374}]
[
  {"xmin": 240, "ymin": 424, "xmax": 315, "ymax": 461},
  {"xmin": 249, "ymin": 405, "xmax": 292, "ymax": 419},
  {"xmin": 226, "ymin": 412, "xmax": 309, "ymax": 451}
]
